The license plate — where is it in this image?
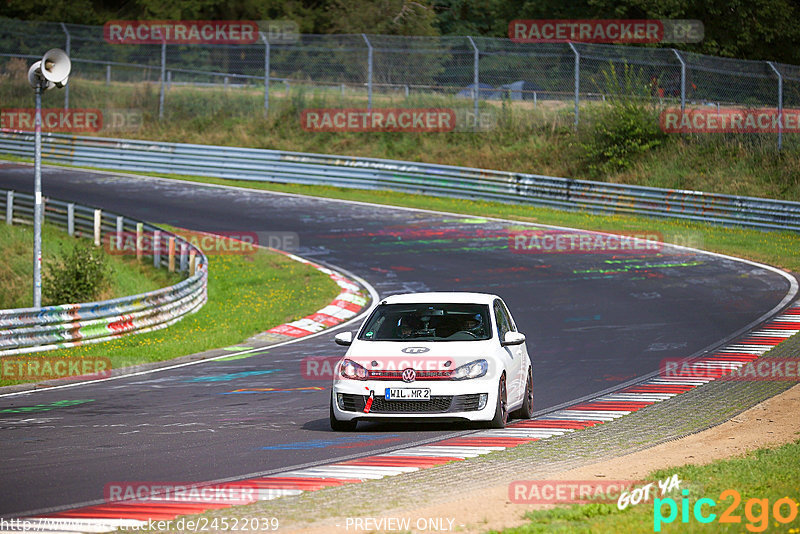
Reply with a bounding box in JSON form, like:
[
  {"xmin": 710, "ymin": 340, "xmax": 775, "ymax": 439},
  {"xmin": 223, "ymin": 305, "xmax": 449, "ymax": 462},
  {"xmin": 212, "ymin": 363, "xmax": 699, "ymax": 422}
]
[{"xmin": 385, "ymin": 388, "xmax": 430, "ymax": 401}]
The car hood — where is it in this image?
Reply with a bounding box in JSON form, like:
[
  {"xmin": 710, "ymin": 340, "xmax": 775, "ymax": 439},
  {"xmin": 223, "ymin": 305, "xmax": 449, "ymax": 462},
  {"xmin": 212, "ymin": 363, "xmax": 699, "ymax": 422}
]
[{"xmin": 344, "ymin": 340, "xmax": 492, "ymax": 371}]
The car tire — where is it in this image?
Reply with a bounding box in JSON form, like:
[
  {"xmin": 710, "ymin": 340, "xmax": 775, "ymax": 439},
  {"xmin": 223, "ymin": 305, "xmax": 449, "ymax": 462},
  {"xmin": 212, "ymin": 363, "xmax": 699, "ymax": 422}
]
[
  {"xmin": 511, "ymin": 365, "xmax": 534, "ymax": 420},
  {"xmin": 488, "ymin": 374, "xmax": 508, "ymax": 429},
  {"xmin": 330, "ymin": 396, "xmax": 358, "ymax": 431}
]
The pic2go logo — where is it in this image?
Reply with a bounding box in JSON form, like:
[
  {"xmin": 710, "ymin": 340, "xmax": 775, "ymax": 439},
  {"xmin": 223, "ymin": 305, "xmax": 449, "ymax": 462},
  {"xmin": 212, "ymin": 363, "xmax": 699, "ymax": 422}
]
[{"xmin": 654, "ymin": 489, "xmax": 799, "ymax": 532}]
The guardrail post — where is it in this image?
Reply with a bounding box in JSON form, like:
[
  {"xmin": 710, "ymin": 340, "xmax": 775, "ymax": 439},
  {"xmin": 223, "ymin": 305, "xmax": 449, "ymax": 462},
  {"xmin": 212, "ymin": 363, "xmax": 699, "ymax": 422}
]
[
  {"xmin": 167, "ymin": 71, "xmax": 172, "ymax": 89},
  {"xmin": 568, "ymin": 42, "xmax": 580, "ymax": 129},
  {"xmin": 106, "ymin": 64, "xmax": 111, "ymax": 86},
  {"xmin": 261, "ymin": 32, "xmax": 270, "ymax": 116},
  {"xmin": 115, "ymin": 215, "xmax": 123, "ymax": 250},
  {"xmin": 67, "ymin": 202, "xmax": 74, "ymax": 235},
  {"xmin": 136, "ymin": 222, "xmax": 143, "ymax": 262},
  {"xmin": 467, "ymin": 36, "xmax": 480, "ymax": 131},
  {"xmin": 159, "ymin": 39, "xmax": 166, "ymax": 120},
  {"xmin": 179, "ymin": 243, "xmax": 188, "ymax": 272},
  {"xmin": 168, "ymin": 236, "xmax": 176, "ymax": 272},
  {"xmin": 60, "ymin": 22, "xmax": 71, "ymax": 110},
  {"xmin": 6, "ymin": 191, "xmax": 12, "ymax": 225},
  {"xmin": 189, "ymin": 249, "xmax": 196, "ymax": 276},
  {"xmin": 362, "ymin": 34, "xmax": 373, "ymax": 111},
  {"xmin": 153, "ymin": 230, "xmax": 161, "ymax": 268},
  {"xmin": 767, "ymin": 61, "xmax": 783, "ymax": 151},
  {"xmin": 94, "ymin": 209, "xmax": 102, "ymax": 246},
  {"xmin": 672, "ymin": 49, "xmax": 686, "ymax": 112}
]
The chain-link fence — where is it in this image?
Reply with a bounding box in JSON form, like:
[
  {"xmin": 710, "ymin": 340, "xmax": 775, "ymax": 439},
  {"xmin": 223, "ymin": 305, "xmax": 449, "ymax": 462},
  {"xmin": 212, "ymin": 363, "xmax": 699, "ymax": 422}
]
[{"xmin": 0, "ymin": 18, "xmax": 797, "ymax": 148}]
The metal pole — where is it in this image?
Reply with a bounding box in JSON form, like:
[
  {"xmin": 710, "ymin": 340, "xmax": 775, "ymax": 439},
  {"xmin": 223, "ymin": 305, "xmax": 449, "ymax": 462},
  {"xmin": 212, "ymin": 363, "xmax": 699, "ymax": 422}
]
[
  {"xmin": 5, "ymin": 191, "xmax": 12, "ymax": 225},
  {"xmin": 467, "ymin": 36, "xmax": 479, "ymax": 130},
  {"xmin": 106, "ymin": 63, "xmax": 111, "ymax": 86},
  {"xmin": 767, "ymin": 61, "xmax": 783, "ymax": 151},
  {"xmin": 362, "ymin": 34, "xmax": 373, "ymax": 110},
  {"xmin": 159, "ymin": 40, "xmax": 166, "ymax": 120},
  {"xmin": 568, "ymin": 42, "xmax": 579, "ymax": 129},
  {"xmin": 33, "ymin": 83, "xmax": 43, "ymax": 308},
  {"xmin": 672, "ymin": 49, "xmax": 686, "ymax": 112},
  {"xmin": 262, "ymin": 33, "xmax": 270, "ymax": 115},
  {"xmin": 60, "ymin": 23, "xmax": 70, "ymax": 110}
]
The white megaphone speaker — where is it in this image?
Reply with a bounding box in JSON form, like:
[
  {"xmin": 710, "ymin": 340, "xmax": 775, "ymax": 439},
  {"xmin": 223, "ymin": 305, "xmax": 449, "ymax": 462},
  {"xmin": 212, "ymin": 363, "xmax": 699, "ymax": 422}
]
[
  {"xmin": 40, "ymin": 48, "xmax": 71, "ymax": 86},
  {"xmin": 27, "ymin": 61, "xmax": 53, "ymax": 90}
]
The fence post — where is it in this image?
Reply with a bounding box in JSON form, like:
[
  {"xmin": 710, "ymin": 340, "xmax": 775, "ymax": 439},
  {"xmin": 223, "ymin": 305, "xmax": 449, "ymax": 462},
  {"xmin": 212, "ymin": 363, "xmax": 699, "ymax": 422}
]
[
  {"xmin": 136, "ymin": 222, "xmax": 143, "ymax": 262},
  {"xmin": 362, "ymin": 33, "xmax": 373, "ymax": 110},
  {"xmin": 106, "ymin": 64, "xmax": 111, "ymax": 86},
  {"xmin": 5, "ymin": 191, "xmax": 12, "ymax": 225},
  {"xmin": 671, "ymin": 49, "xmax": 686, "ymax": 112},
  {"xmin": 115, "ymin": 215, "xmax": 123, "ymax": 250},
  {"xmin": 168, "ymin": 236, "xmax": 176, "ymax": 272},
  {"xmin": 67, "ymin": 202, "xmax": 74, "ymax": 235},
  {"xmin": 159, "ymin": 39, "xmax": 166, "ymax": 120},
  {"xmin": 568, "ymin": 42, "xmax": 580, "ymax": 129},
  {"xmin": 93, "ymin": 209, "xmax": 102, "ymax": 246},
  {"xmin": 60, "ymin": 22, "xmax": 70, "ymax": 110},
  {"xmin": 467, "ymin": 36, "xmax": 480, "ymax": 131},
  {"xmin": 189, "ymin": 249, "xmax": 196, "ymax": 276},
  {"xmin": 179, "ymin": 242, "xmax": 188, "ymax": 272},
  {"xmin": 767, "ymin": 61, "xmax": 783, "ymax": 151},
  {"xmin": 153, "ymin": 230, "xmax": 161, "ymax": 268},
  {"xmin": 261, "ymin": 32, "xmax": 270, "ymax": 115}
]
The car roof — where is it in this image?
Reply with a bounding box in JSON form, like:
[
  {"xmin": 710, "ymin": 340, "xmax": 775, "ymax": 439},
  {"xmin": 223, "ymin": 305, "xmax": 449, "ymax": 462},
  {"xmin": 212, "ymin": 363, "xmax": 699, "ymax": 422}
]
[{"xmin": 378, "ymin": 292, "xmax": 500, "ymax": 306}]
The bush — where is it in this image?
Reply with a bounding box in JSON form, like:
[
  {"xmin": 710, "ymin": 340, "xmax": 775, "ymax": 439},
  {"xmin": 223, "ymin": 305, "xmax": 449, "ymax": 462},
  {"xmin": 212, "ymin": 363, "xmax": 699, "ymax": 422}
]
[
  {"xmin": 580, "ymin": 62, "xmax": 669, "ymax": 177},
  {"xmin": 42, "ymin": 241, "xmax": 111, "ymax": 305}
]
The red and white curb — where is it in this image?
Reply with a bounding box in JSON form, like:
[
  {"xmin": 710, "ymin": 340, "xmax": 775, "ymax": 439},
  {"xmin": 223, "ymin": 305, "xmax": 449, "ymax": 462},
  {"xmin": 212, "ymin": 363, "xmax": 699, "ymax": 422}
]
[
  {"xmin": 250, "ymin": 252, "xmax": 368, "ymax": 343},
  {"xmin": 9, "ymin": 304, "xmax": 799, "ymax": 533}
]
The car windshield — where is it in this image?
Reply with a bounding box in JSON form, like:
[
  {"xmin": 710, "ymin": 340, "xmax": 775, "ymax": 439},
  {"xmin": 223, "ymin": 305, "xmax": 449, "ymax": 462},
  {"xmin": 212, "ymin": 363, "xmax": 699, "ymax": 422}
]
[{"xmin": 358, "ymin": 303, "xmax": 492, "ymax": 341}]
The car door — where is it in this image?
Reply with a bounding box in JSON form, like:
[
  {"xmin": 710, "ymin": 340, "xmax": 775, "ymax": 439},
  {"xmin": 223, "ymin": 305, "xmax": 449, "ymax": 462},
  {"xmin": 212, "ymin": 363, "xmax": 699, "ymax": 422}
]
[{"xmin": 494, "ymin": 299, "xmax": 524, "ymax": 405}]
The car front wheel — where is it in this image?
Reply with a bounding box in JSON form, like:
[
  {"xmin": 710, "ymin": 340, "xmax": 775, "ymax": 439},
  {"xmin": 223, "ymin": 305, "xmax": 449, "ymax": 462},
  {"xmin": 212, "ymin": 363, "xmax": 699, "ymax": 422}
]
[
  {"xmin": 511, "ymin": 365, "xmax": 534, "ymax": 420},
  {"xmin": 330, "ymin": 395, "xmax": 358, "ymax": 431},
  {"xmin": 488, "ymin": 374, "xmax": 508, "ymax": 429}
]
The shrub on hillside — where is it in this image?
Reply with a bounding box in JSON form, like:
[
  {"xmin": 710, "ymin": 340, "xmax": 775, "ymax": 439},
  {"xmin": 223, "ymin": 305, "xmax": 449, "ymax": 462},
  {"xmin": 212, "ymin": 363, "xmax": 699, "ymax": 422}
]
[{"xmin": 43, "ymin": 241, "xmax": 111, "ymax": 305}]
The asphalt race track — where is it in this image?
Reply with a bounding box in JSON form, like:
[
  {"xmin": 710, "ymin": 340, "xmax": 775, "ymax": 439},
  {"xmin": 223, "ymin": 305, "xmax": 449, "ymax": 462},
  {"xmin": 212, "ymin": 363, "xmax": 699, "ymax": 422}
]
[{"xmin": 0, "ymin": 164, "xmax": 794, "ymax": 517}]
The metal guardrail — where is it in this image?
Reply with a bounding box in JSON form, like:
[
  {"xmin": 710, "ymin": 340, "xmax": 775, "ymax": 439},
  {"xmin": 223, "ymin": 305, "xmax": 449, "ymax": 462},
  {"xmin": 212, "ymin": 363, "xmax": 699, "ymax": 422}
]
[
  {"xmin": 1, "ymin": 131, "xmax": 799, "ymax": 233},
  {"xmin": 0, "ymin": 188, "xmax": 208, "ymax": 357}
]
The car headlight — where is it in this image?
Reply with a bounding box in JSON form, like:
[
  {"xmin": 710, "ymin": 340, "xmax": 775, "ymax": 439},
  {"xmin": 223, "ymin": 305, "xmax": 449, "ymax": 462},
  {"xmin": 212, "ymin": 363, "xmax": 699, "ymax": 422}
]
[
  {"xmin": 450, "ymin": 359, "xmax": 488, "ymax": 380},
  {"xmin": 340, "ymin": 359, "xmax": 368, "ymax": 380}
]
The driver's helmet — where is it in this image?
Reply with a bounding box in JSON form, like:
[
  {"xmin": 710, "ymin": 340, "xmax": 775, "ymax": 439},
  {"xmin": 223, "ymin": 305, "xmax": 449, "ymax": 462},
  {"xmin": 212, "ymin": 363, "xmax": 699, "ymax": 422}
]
[
  {"xmin": 397, "ymin": 315, "xmax": 423, "ymax": 338},
  {"xmin": 463, "ymin": 313, "xmax": 483, "ymax": 334}
]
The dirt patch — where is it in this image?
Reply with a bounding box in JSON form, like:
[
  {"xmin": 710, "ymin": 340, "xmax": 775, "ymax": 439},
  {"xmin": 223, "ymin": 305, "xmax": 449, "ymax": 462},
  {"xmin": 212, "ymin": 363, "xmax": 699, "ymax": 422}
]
[{"xmin": 285, "ymin": 383, "xmax": 800, "ymax": 534}]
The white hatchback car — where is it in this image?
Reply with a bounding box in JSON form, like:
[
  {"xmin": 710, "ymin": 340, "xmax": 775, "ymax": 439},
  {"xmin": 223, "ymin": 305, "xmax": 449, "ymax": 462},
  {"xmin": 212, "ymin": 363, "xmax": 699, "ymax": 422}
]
[{"xmin": 330, "ymin": 292, "xmax": 533, "ymax": 430}]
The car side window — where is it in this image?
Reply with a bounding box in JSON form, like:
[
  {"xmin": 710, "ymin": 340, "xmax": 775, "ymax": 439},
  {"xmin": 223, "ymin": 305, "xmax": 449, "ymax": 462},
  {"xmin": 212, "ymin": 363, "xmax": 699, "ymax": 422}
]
[
  {"xmin": 500, "ymin": 300, "xmax": 517, "ymax": 332},
  {"xmin": 494, "ymin": 300, "xmax": 511, "ymax": 340}
]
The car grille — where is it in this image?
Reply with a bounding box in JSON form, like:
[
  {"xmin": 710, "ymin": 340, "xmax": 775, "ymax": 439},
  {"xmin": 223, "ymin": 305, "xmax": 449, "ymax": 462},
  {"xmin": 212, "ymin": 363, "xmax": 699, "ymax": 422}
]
[
  {"xmin": 339, "ymin": 393, "xmax": 482, "ymax": 414},
  {"xmin": 366, "ymin": 370, "xmax": 452, "ymax": 380}
]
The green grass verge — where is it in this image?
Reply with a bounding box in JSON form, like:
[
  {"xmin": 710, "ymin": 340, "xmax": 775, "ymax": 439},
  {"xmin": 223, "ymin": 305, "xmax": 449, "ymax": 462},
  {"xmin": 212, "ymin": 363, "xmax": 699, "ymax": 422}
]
[
  {"xmin": 0, "ymin": 224, "xmax": 342, "ymax": 387},
  {"xmin": 497, "ymin": 437, "xmax": 800, "ymax": 533},
  {"xmin": 0, "ymin": 222, "xmax": 181, "ymax": 309}
]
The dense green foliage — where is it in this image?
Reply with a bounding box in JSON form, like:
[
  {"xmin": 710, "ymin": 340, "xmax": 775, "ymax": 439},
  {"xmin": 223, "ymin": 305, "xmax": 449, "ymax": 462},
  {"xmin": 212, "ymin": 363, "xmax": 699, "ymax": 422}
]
[
  {"xmin": 42, "ymin": 241, "xmax": 111, "ymax": 305},
  {"xmin": 2, "ymin": 0, "xmax": 800, "ymax": 63}
]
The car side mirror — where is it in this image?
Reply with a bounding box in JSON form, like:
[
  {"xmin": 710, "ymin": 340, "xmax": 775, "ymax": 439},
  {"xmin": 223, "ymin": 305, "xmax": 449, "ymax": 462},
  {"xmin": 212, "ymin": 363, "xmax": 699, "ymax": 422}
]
[
  {"xmin": 501, "ymin": 331, "xmax": 526, "ymax": 347},
  {"xmin": 334, "ymin": 331, "xmax": 353, "ymax": 346}
]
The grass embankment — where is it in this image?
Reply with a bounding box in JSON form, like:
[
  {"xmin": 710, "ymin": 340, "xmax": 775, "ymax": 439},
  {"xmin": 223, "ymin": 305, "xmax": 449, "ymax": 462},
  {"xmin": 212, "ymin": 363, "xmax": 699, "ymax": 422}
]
[
  {"xmin": 0, "ymin": 222, "xmax": 180, "ymax": 309},
  {"xmin": 1, "ymin": 62, "xmax": 798, "ymax": 201},
  {"xmin": 0, "ymin": 223, "xmax": 342, "ymax": 387},
  {"xmin": 498, "ymin": 438, "xmax": 800, "ymax": 533}
]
